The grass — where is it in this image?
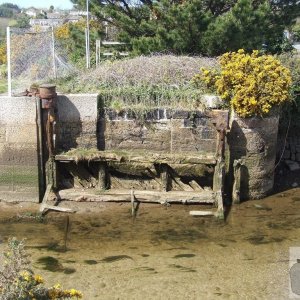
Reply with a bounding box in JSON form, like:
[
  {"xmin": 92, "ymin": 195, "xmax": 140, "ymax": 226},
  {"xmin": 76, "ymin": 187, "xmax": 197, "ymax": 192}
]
[{"xmin": 0, "ymin": 78, "xmax": 7, "ymax": 94}]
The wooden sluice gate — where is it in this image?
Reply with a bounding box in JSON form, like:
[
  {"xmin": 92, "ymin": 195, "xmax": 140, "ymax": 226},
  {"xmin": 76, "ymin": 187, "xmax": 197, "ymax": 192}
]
[
  {"xmin": 51, "ymin": 109, "xmax": 229, "ymax": 218},
  {"xmin": 35, "ymin": 87, "xmax": 230, "ymax": 218}
]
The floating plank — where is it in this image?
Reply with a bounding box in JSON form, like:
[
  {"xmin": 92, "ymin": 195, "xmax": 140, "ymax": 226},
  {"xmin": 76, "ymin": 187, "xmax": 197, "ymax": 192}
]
[{"xmin": 189, "ymin": 211, "xmax": 215, "ymax": 216}]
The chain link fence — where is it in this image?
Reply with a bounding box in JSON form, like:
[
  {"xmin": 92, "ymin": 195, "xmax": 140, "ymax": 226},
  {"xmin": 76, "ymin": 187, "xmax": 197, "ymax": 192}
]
[{"xmin": 8, "ymin": 27, "xmax": 77, "ymax": 95}]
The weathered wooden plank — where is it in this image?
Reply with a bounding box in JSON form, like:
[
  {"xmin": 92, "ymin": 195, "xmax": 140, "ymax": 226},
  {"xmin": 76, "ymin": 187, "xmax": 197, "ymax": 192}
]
[
  {"xmin": 172, "ymin": 177, "xmax": 194, "ymax": 191},
  {"xmin": 55, "ymin": 151, "xmax": 217, "ymax": 165},
  {"xmin": 232, "ymin": 159, "xmax": 242, "ymax": 204},
  {"xmin": 160, "ymin": 164, "xmax": 171, "ymax": 192},
  {"xmin": 58, "ymin": 189, "xmax": 216, "ymax": 204},
  {"xmin": 39, "ymin": 184, "xmax": 52, "ymax": 213},
  {"xmin": 98, "ymin": 162, "xmax": 107, "ymax": 190},
  {"xmin": 213, "ymin": 158, "xmax": 225, "ymax": 218},
  {"xmin": 189, "ymin": 180, "xmax": 204, "ymax": 191},
  {"xmin": 189, "ymin": 211, "xmax": 215, "ymax": 216},
  {"xmin": 42, "ymin": 204, "xmax": 75, "ymax": 213}
]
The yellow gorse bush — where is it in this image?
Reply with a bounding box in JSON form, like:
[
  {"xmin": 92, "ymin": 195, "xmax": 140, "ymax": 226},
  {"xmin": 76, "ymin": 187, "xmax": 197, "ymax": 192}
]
[
  {"xmin": 194, "ymin": 49, "xmax": 292, "ymax": 117},
  {"xmin": 0, "ymin": 44, "xmax": 6, "ymax": 65}
]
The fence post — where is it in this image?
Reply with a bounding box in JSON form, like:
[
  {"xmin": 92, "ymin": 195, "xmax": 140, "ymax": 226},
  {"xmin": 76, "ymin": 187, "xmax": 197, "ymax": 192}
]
[
  {"xmin": 6, "ymin": 26, "xmax": 11, "ymax": 97},
  {"xmin": 51, "ymin": 27, "xmax": 57, "ymax": 79}
]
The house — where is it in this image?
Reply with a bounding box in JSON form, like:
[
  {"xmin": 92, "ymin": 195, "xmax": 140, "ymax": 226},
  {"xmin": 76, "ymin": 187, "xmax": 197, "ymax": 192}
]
[
  {"xmin": 23, "ymin": 7, "xmax": 38, "ymax": 17},
  {"xmin": 29, "ymin": 18, "xmax": 65, "ymax": 28},
  {"xmin": 66, "ymin": 15, "xmax": 82, "ymax": 23}
]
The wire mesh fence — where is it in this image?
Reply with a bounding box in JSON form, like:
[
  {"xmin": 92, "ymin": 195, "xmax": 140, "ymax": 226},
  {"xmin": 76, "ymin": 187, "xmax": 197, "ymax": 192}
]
[{"xmin": 9, "ymin": 27, "xmax": 77, "ymax": 95}]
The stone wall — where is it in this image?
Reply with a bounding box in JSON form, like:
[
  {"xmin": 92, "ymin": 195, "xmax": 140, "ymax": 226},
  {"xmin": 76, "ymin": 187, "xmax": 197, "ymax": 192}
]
[
  {"xmin": 277, "ymin": 125, "xmax": 300, "ymax": 171},
  {"xmin": 0, "ymin": 97, "xmax": 39, "ymax": 202},
  {"xmin": 228, "ymin": 112, "xmax": 279, "ymax": 200},
  {"xmin": 100, "ymin": 109, "xmax": 217, "ymax": 155}
]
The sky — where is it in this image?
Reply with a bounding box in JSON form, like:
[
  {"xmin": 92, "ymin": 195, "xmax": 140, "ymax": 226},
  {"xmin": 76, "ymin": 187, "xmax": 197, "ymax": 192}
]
[{"xmin": 0, "ymin": 0, "xmax": 74, "ymax": 10}]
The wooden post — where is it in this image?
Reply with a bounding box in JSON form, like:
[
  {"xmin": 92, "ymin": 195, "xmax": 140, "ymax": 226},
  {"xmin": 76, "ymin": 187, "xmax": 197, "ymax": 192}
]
[
  {"xmin": 160, "ymin": 164, "xmax": 170, "ymax": 192},
  {"xmin": 213, "ymin": 158, "xmax": 225, "ymax": 218},
  {"xmin": 232, "ymin": 159, "xmax": 242, "ymax": 204},
  {"xmin": 131, "ymin": 189, "xmax": 135, "ymax": 217},
  {"xmin": 98, "ymin": 162, "xmax": 107, "ymax": 190}
]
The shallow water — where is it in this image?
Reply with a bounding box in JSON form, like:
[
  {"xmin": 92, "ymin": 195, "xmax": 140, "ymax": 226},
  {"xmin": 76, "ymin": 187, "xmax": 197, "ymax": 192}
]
[{"xmin": 1, "ymin": 189, "xmax": 300, "ymax": 299}]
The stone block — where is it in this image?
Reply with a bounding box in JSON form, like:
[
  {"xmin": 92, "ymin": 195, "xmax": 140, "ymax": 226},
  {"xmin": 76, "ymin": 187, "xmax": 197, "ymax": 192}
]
[
  {"xmin": 283, "ymin": 150, "xmax": 291, "ymax": 159},
  {"xmin": 285, "ymin": 160, "xmax": 300, "ymax": 171}
]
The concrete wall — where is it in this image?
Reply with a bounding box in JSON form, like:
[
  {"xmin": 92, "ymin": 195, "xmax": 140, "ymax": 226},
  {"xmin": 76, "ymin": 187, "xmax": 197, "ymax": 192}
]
[
  {"xmin": 0, "ymin": 97, "xmax": 39, "ymax": 202},
  {"xmin": 56, "ymin": 94, "xmax": 98, "ymax": 152}
]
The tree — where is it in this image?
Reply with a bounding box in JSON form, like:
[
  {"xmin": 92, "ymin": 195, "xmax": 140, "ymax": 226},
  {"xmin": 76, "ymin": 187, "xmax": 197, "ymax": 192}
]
[
  {"xmin": 49, "ymin": 5, "xmax": 54, "ymax": 12},
  {"xmin": 14, "ymin": 14, "xmax": 30, "ymax": 28},
  {"xmin": 0, "ymin": 2, "xmax": 20, "ymax": 17},
  {"xmin": 71, "ymin": 0, "xmax": 300, "ymax": 56}
]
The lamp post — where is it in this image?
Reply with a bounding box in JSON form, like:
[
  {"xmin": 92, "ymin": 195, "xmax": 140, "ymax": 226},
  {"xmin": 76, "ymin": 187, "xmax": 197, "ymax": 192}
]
[{"xmin": 85, "ymin": 0, "xmax": 90, "ymax": 68}]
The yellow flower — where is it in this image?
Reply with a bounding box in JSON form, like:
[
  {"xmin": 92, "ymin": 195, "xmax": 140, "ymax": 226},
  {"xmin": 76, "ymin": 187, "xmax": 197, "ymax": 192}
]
[
  {"xmin": 33, "ymin": 274, "xmax": 44, "ymax": 284},
  {"xmin": 194, "ymin": 49, "xmax": 292, "ymax": 117},
  {"xmin": 20, "ymin": 271, "xmax": 30, "ymax": 281}
]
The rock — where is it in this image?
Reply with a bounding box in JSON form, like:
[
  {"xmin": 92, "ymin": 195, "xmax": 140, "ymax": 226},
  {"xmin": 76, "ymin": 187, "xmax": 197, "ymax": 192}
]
[
  {"xmin": 292, "ymin": 153, "xmax": 296, "ymax": 161},
  {"xmin": 297, "ymin": 153, "xmax": 300, "ymax": 162},
  {"xmin": 285, "ymin": 160, "xmax": 300, "ymax": 171},
  {"xmin": 292, "ymin": 182, "xmax": 299, "ymax": 188},
  {"xmin": 201, "ymin": 94, "xmax": 223, "ymax": 109}
]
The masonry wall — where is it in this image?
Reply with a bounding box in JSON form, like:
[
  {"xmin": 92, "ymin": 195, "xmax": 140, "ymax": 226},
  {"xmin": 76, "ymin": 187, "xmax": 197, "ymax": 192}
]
[
  {"xmin": 277, "ymin": 125, "xmax": 300, "ymax": 163},
  {"xmin": 228, "ymin": 112, "xmax": 279, "ymax": 200},
  {"xmin": 0, "ymin": 97, "xmax": 39, "ymax": 202},
  {"xmin": 99, "ymin": 109, "xmax": 217, "ymax": 155}
]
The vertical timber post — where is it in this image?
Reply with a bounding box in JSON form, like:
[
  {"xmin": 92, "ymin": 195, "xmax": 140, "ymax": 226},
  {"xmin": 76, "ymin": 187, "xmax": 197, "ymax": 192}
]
[
  {"xmin": 232, "ymin": 159, "xmax": 242, "ymax": 204},
  {"xmin": 98, "ymin": 162, "xmax": 107, "ymax": 190},
  {"xmin": 37, "ymin": 97, "xmax": 46, "ymax": 201},
  {"xmin": 213, "ymin": 158, "xmax": 225, "ymax": 219},
  {"xmin": 160, "ymin": 164, "xmax": 170, "ymax": 192}
]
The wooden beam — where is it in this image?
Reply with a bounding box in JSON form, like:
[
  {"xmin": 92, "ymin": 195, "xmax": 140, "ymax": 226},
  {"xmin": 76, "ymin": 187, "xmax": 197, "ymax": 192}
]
[
  {"xmin": 55, "ymin": 151, "xmax": 217, "ymax": 165},
  {"xmin": 189, "ymin": 180, "xmax": 204, "ymax": 191},
  {"xmin": 160, "ymin": 164, "xmax": 170, "ymax": 192},
  {"xmin": 232, "ymin": 159, "xmax": 242, "ymax": 204},
  {"xmin": 189, "ymin": 211, "xmax": 215, "ymax": 216},
  {"xmin": 58, "ymin": 189, "xmax": 216, "ymax": 204},
  {"xmin": 39, "ymin": 183, "xmax": 52, "ymax": 213},
  {"xmin": 213, "ymin": 158, "xmax": 225, "ymax": 218},
  {"xmin": 98, "ymin": 162, "xmax": 107, "ymax": 190}
]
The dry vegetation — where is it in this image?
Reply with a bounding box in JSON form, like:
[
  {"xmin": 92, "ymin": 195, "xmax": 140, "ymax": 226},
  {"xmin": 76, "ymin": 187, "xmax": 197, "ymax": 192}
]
[{"xmin": 54, "ymin": 54, "xmax": 218, "ymax": 110}]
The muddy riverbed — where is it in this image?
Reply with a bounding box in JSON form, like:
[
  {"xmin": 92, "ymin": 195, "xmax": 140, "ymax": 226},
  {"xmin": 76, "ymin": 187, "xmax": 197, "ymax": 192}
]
[{"xmin": 1, "ymin": 188, "xmax": 300, "ymax": 299}]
